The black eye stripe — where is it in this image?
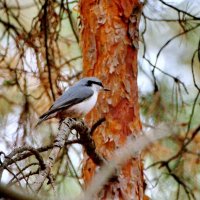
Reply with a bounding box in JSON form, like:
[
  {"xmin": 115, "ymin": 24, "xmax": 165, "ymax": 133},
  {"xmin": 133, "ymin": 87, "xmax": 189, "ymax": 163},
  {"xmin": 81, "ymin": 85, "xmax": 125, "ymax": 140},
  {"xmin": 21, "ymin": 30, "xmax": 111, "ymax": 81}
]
[{"xmin": 87, "ymin": 80, "xmax": 103, "ymax": 87}]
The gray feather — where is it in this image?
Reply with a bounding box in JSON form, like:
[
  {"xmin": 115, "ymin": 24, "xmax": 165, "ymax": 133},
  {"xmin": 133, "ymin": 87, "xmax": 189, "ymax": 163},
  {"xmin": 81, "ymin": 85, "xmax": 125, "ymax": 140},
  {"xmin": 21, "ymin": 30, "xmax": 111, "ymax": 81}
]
[
  {"xmin": 36, "ymin": 77, "xmax": 103, "ymax": 127},
  {"xmin": 38, "ymin": 85, "xmax": 94, "ymax": 120}
]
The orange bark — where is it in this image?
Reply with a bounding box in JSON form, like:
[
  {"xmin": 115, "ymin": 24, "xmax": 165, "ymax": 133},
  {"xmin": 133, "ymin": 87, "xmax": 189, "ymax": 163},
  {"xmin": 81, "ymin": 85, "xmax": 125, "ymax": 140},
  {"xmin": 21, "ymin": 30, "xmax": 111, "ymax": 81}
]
[{"xmin": 80, "ymin": 0, "xmax": 144, "ymax": 199}]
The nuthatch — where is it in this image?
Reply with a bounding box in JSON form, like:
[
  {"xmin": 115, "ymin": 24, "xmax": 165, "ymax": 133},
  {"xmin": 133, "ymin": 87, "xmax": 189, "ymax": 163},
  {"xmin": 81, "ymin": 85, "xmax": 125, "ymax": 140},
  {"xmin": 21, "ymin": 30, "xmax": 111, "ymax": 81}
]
[{"xmin": 36, "ymin": 77, "xmax": 109, "ymax": 126}]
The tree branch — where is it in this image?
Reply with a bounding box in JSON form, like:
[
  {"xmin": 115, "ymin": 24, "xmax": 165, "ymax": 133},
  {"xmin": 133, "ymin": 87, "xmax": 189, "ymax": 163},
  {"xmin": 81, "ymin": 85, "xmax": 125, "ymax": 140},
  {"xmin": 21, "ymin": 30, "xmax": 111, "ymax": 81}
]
[{"xmin": 31, "ymin": 118, "xmax": 104, "ymax": 192}]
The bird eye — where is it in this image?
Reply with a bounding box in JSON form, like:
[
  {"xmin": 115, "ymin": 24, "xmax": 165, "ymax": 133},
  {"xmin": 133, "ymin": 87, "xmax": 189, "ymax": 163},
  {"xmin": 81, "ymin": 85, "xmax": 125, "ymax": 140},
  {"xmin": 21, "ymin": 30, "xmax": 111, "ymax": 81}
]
[
  {"xmin": 87, "ymin": 81, "xmax": 93, "ymax": 86},
  {"xmin": 87, "ymin": 80, "xmax": 103, "ymax": 87}
]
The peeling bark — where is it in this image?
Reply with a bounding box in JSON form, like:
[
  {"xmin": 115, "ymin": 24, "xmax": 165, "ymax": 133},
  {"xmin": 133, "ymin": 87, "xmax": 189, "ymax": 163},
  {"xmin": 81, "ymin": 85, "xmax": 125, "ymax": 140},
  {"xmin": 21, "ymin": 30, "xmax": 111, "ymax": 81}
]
[{"xmin": 80, "ymin": 0, "xmax": 144, "ymax": 199}]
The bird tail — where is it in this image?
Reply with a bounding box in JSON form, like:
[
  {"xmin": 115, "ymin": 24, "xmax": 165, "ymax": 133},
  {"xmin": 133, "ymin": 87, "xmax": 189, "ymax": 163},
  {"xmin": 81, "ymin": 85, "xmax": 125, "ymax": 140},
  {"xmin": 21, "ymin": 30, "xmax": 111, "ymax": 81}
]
[{"xmin": 35, "ymin": 114, "xmax": 49, "ymax": 128}]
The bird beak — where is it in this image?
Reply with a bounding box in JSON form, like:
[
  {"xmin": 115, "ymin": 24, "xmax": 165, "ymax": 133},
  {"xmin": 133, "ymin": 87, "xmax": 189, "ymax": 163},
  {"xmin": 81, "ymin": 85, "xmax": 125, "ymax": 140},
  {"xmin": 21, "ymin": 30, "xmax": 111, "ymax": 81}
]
[{"xmin": 103, "ymin": 87, "xmax": 110, "ymax": 91}]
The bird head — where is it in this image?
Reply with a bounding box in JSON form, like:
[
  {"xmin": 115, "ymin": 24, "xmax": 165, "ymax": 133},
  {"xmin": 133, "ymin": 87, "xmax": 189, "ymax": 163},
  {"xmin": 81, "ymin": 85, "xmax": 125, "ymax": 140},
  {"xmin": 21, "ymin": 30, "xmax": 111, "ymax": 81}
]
[{"xmin": 76, "ymin": 77, "xmax": 110, "ymax": 92}]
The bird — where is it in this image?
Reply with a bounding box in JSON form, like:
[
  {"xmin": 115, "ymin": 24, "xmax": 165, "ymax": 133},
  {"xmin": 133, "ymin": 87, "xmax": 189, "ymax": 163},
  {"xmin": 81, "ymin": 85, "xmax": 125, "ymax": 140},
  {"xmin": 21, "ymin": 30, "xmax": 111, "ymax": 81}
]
[{"xmin": 36, "ymin": 77, "xmax": 110, "ymax": 126}]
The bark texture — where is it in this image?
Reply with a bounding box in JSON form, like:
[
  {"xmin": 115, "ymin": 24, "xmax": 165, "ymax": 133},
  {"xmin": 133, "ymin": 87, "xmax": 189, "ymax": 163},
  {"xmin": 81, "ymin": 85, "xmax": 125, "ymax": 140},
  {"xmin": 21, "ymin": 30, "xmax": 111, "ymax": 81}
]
[{"xmin": 80, "ymin": 0, "xmax": 144, "ymax": 199}]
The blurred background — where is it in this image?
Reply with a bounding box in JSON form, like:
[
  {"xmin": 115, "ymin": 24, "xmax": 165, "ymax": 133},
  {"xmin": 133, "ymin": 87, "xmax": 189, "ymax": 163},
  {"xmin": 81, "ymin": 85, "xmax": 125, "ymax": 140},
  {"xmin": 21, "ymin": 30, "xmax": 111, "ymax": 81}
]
[{"xmin": 0, "ymin": 0, "xmax": 200, "ymax": 199}]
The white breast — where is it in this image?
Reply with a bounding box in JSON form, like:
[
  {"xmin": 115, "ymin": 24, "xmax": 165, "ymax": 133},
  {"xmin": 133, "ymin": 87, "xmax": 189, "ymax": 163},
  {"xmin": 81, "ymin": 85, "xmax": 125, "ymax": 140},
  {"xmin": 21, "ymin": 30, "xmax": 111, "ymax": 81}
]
[{"xmin": 68, "ymin": 91, "xmax": 98, "ymax": 116}]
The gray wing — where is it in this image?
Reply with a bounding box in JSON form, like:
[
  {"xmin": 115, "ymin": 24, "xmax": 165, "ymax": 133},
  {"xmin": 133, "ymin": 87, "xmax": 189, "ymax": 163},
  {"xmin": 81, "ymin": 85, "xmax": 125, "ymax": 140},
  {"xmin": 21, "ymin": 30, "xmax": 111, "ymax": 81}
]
[{"xmin": 39, "ymin": 85, "xmax": 94, "ymax": 118}]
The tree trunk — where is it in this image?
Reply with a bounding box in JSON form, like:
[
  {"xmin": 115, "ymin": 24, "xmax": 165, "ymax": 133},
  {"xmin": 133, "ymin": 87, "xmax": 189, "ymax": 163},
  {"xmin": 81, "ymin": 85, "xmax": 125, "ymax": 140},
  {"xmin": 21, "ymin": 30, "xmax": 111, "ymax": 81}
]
[{"xmin": 80, "ymin": 0, "xmax": 144, "ymax": 199}]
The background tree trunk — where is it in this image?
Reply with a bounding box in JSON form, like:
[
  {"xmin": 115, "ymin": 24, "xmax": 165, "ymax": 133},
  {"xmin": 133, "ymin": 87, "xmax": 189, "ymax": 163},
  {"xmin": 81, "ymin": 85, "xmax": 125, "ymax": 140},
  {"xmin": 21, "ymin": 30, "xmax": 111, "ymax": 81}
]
[{"xmin": 80, "ymin": 0, "xmax": 144, "ymax": 199}]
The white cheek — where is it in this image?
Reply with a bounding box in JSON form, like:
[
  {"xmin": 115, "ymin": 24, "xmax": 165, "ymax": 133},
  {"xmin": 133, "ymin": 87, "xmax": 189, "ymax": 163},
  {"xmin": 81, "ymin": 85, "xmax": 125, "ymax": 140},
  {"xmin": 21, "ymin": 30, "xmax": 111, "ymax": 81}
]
[{"xmin": 92, "ymin": 84, "xmax": 102, "ymax": 92}]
